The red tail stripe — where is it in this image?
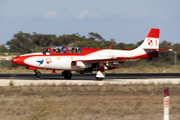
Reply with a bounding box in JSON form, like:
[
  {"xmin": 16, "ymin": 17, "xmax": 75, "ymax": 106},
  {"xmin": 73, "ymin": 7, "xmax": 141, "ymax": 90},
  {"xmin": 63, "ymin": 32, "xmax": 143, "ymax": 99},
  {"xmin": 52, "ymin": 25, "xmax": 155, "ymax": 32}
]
[{"xmin": 147, "ymin": 28, "xmax": 160, "ymax": 38}]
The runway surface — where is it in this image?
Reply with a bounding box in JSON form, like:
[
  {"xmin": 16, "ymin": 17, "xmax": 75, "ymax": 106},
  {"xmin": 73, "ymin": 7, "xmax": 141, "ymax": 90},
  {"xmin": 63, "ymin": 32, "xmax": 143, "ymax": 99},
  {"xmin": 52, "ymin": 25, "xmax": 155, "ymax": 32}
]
[
  {"xmin": 1, "ymin": 73, "xmax": 180, "ymax": 80},
  {"xmin": 0, "ymin": 73, "xmax": 180, "ymax": 86}
]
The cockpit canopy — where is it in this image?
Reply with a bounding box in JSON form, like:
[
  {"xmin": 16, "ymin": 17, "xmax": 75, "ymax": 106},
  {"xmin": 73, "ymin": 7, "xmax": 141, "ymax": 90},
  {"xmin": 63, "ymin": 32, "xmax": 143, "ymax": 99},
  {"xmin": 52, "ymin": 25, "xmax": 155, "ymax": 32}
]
[{"xmin": 42, "ymin": 46, "xmax": 82, "ymax": 55}]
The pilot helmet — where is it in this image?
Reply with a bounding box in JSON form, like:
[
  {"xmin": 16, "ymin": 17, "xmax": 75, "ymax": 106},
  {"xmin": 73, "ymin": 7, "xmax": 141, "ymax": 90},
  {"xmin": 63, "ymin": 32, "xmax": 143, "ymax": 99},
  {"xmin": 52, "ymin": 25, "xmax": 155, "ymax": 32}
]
[
  {"xmin": 53, "ymin": 47, "xmax": 57, "ymax": 50},
  {"xmin": 72, "ymin": 47, "xmax": 76, "ymax": 53}
]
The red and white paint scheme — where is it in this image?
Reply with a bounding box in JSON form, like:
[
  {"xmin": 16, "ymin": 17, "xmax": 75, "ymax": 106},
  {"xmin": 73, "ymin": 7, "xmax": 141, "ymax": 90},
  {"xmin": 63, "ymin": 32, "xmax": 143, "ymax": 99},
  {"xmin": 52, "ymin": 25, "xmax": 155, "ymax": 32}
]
[{"xmin": 12, "ymin": 28, "xmax": 160, "ymax": 80}]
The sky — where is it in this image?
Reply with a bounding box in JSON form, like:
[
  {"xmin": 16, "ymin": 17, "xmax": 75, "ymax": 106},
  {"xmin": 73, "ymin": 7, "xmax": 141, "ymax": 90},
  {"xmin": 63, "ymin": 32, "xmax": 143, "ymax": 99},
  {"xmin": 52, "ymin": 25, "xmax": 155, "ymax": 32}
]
[{"xmin": 0, "ymin": 0, "xmax": 180, "ymax": 46}]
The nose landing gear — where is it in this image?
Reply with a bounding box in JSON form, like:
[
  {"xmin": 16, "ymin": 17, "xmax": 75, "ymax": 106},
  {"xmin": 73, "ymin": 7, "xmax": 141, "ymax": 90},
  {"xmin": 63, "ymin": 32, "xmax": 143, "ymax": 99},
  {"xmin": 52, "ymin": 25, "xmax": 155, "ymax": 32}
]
[{"xmin": 34, "ymin": 70, "xmax": 41, "ymax": 78}]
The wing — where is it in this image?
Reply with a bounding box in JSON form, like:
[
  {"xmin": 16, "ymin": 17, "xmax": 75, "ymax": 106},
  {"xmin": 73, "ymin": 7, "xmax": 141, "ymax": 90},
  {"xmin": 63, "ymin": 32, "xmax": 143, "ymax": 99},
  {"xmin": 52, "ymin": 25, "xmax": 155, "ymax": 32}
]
[
  {"xmin": 71, "ymin": 56, "xmax": 139, "ymax": 70},
  {"xmin": 72, "ymin": 56, "xmax": 140, "ymax": 64}
]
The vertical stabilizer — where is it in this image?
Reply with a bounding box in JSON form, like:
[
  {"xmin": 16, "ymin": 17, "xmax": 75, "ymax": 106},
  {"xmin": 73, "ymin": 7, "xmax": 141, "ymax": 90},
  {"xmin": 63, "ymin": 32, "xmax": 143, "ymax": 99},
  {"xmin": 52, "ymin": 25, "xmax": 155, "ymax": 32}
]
[
  {"xmin": 132, "ymin": 28, "xmax": 160, "ymax": 60},
  {"xmin": 138, "ymin": 28, "xmax": 160, "ymax": 50}
]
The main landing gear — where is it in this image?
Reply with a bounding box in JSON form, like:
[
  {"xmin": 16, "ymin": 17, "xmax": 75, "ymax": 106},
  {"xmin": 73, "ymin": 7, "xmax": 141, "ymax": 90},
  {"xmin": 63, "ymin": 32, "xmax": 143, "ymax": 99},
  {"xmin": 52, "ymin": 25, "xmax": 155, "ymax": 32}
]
[
  {"xmin": 62, "ymin": 71, "xmax": 72, "ymax": 79},
  {"xmin": 96, "ymin": 71, "xmax": 105, "ymax": 81},
  {"xmin": 95, "ymin": 63, "xmax": 105, "ymax": 81},
  {"xmin": 34, "ymin": 70, "xmax": 41, "ymax": 78}
]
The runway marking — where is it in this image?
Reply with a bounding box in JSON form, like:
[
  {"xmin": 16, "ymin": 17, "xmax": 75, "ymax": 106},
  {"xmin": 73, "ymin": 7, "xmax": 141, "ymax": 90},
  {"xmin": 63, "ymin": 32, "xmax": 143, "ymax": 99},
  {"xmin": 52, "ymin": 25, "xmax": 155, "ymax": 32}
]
[{"xmin": 0, "ymin": 78, "xmax": 180, "ymax": 86}]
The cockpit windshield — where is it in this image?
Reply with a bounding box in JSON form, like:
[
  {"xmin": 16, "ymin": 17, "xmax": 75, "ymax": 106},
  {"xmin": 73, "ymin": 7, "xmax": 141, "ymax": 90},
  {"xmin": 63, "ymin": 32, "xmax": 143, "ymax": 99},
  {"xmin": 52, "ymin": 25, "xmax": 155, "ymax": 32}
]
[{"xmin": 42, "ymin": 46, "xmax": 82, "ymax": 55}]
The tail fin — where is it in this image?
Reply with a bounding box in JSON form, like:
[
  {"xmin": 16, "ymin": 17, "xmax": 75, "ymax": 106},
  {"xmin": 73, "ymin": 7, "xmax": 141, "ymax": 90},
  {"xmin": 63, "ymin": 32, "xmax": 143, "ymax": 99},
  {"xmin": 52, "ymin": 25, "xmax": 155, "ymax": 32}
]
[
  {"xmin": 133, "ymin": 28, "xmax": 160, "ymax": 60},
  {"xmin": 139, "ymin": 28, "xmax": 160, "ymax": 50}
]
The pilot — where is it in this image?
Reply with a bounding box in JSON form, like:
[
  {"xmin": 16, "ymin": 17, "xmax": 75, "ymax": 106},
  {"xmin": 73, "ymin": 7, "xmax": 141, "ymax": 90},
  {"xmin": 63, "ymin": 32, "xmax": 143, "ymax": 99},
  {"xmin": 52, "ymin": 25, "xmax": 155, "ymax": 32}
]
[
  {"xmin": 72, "ymin": 47, "xmax": 77, "ymax": 53},
  {"xmin": 53, "ymin": 47, "xmax": 59, "ymax": 53}
]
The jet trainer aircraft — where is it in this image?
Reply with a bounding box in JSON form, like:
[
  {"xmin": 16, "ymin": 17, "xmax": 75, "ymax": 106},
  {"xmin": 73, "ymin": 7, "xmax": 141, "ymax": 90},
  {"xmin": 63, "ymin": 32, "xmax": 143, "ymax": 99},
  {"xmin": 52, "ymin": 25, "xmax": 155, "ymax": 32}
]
[{"xmin": 12, "ymin": 28, "xmax": 160, "ymax": 80}]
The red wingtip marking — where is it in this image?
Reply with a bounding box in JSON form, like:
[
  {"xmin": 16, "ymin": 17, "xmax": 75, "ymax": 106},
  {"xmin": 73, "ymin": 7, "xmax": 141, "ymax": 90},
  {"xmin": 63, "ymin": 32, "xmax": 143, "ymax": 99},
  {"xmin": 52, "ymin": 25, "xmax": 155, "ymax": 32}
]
[{"xmin": 147, "ymin": 28, "xmax": 160, "ymax": 38}]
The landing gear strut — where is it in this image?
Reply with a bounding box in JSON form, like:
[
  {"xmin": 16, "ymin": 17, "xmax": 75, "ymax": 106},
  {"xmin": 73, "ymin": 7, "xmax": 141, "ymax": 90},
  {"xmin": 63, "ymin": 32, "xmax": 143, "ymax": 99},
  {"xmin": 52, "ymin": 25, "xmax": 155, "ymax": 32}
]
[
  {"xmin": 34, "ymin": 70, "xmax": 41, "ymax": 78},
  {"xmin": 62, "ymin": 71, "xmax": 72, "ymax": 79}
]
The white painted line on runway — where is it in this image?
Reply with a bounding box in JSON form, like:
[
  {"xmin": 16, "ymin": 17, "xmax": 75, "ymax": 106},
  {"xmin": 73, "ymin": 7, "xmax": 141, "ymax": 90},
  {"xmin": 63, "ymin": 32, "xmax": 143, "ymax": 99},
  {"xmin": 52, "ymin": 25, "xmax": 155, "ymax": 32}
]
[
  {"xmin": 108, "ymin": 78, "xmax": 180, "ymax": 84},
  {"xmin": 0, "ymin": 78, "xmax": 180, "ymax": 86}
]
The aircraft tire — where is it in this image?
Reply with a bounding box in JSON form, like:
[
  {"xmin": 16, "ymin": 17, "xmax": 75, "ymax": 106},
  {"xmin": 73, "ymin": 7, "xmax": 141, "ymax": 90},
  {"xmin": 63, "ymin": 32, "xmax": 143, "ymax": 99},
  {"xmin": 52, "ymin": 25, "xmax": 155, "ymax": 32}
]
[
  {"xmin": 62, "ymin": 71, "xmax": 72, "ymax": 79},
  {"xmin": 95, "ymin": 77, "xmax": 103, "ymax": 81},
  {"xmin": 35, "ymin": 71, "xmax": 41, "ymax": 78}
]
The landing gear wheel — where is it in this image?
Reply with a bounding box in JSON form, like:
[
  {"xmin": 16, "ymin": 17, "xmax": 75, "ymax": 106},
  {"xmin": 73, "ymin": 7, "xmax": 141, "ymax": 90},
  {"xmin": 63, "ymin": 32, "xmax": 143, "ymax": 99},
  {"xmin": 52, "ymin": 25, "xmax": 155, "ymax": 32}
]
[
  {"xmin": 96, "ymin": 71, "xmax": 105, "ymax": 81},
  {"xmin": 34, "ymin": 70, "xmax": 41, "ymax": 78},
  {"xmin": 95, "ymin": 77, "xmax": 103, "ymax": 81},
  {"xmin": 62, "ymin": 71, "xmax": 72, "ymax": 79}
]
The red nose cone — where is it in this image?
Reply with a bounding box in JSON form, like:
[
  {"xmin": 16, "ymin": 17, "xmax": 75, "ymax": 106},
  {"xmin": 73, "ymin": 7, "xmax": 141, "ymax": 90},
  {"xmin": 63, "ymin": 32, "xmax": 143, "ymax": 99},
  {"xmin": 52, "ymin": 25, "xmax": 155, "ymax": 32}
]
[
  {"xmin": 12, "ymin": 57, "xmax": 18, "ymax": 64},
  {"xmin": 12, "ymin": 57, "xmax": 25, "ymax": 65}
]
